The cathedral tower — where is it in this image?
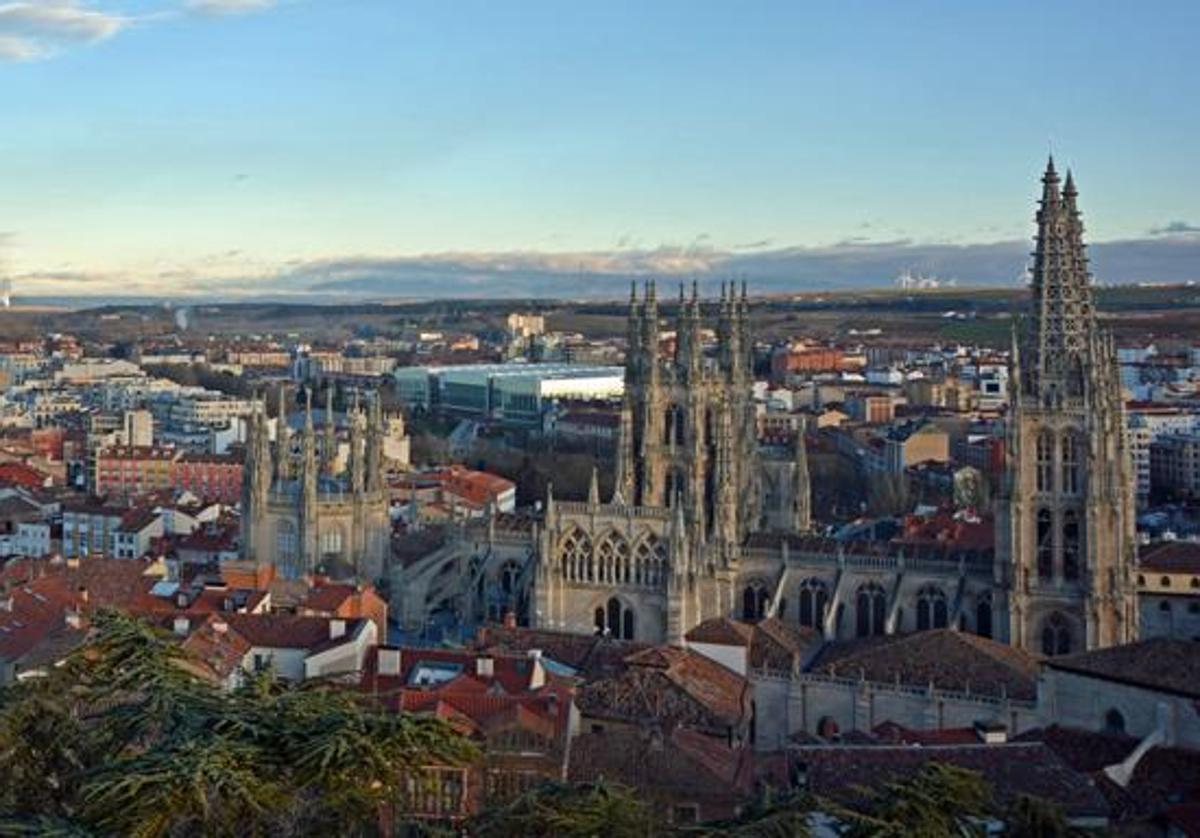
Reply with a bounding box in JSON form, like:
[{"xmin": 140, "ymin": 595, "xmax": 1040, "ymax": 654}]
[{"xmin": 995, "ymin": 159, "xmax": 1138, "ymax": 655}]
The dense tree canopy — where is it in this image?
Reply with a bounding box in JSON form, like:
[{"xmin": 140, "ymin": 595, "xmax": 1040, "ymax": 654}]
[{"xmin": 0, "ymin": 611, "xmax": 475, "ymax": 837}]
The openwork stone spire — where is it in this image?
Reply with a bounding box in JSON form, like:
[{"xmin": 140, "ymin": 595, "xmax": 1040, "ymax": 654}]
[{"xmin": 1027, "ymin": 157, "xmax": 1095, "ymax": 399}]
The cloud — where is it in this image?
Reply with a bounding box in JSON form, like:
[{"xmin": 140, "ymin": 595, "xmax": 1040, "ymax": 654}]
[
  {"xmin": 186, "ymin": 0, "xmax": 276, "ymax": 14},
  {"xmin": 1149, "ymin": 220, "xmax": 1200, "ymax": 236},
  {"xmin": 0, "ymin": 1, "xmax": 129, "ymax": 60},
  {"xmin": 13, "ymin": 232, "xmax": 1200, "ymax": 301},
  {"xmin": 0, "ymin": 33, "xmax": 45, "ymax": 60}
]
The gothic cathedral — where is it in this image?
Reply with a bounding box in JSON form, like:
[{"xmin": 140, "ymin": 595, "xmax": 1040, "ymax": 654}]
[
  {"xmin": 242, "ymin": 387, "xmax": 392, "ymax": 583},
  {"xmin": 995, "ymin": 158, "xmax": 1138, "ymax": 655}
]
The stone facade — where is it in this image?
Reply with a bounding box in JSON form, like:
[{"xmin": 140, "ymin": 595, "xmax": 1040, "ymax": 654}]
[
  {"xmin": 394, "ymin": 160, "xmax": 1138, "ymax": 658},
  {"xmin": 994, "ymin": 159, "xmax": 1139, "ymax": 655},
  {"xmin": 242, "ymin": 387, "xmax": 392, "ymax": 583}
]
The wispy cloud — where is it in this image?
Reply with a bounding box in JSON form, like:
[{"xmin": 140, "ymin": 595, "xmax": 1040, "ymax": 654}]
[
  {"xmin": 0, "ymin": 1, "xmax": 131, "ymax": 60},
  {"xmin": 0, "ymin": 0, "xmax": 281, "ymax": 61},
  {"xmin": 186, "ymin": 0, "xmax": 276, "ymax": 15},
  {"xmin": 1150, "ymin": 220, "xmax": 1200, "ymax": 236}
]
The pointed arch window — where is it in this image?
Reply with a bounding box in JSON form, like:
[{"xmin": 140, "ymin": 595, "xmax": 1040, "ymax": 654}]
[
  {"xmin": 916, "ymin": 585, "xmax": 948, "ymax": 631},
  {"xmin": 855, "ymin": 582, "xmax": 887, "ymax": 637},
  {"xmin": 798, "ymin": 578, "xmax": 828, "ymax": 629},
  {"xmin": 1041, "ymin": 613, "xmax": 1072, "ymax": 656},
  {"xmin": 600, "ymin": 597, "xmax": 635, "ymax": 640},
  {"xmin": 975, "ymin": 595, "xmax": 993, "ymax": 639},
  {"xmin": 1036, "ymin": 431, "xmax": 1054, "ymax": 492},
  {"xmin": 1062, "ymin": 510, "xmax": 1082, "ymax": 581},
  {"xmin": 742, "ymin": 582, "xmax": 770, "ymax": 623},
  {"xmin": 1061, "ymin": 434, "xmax": 1081, "ymax": 494},
  {"xmin": 559, "ymin": 528, "xmax": 592, "ymax": 583},
  {"xmin": 1037, "ymin": 508, "xmax": 1054, "ymax": 582},
  {"xmin": 633, "ymin": 534, "xmax": 665, "ymax": 587},
  {"xmin": 276, "ymin": 520, "xmax": 298, "ymax": 578}
]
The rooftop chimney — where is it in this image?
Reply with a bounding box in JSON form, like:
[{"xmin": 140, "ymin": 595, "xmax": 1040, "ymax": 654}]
[
  {"xmin": 476, "ymin": 655, "xmax": 494, "ymax": 678},
  {"xmin": 378, "ymin": 648, "xmax": 401, "ymax": 677},
  {"xmin": 329, "ymin": 619, "xmax": 346, "ymax": 640},
  {"xmin": 173, "ymin": 616, "xmax": 190, "ymax": 637},
  {"xmin": 974, "ymin": 720, "xmax": 1007, "ymax": 744}
]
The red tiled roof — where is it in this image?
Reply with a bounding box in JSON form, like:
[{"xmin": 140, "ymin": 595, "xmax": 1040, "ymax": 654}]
[
  {"xmin": 812, "ymin": 629, "xmax": 1039, "ymax": 701},
  {"xmin": 1047, "ymin": 637, "xmax": 1200, "ymax": 699},
  {"xmin": 686, "ymin": 616, "xmax": 755, "ymax": 647},
  {"xmin": 577, "ymin": 645, "xmax": 751, "ymax": 734},
  {"xmin": 223, "ymin": 613, "xmax": 362, "ymax": 651},
  {"xmin": 1139, "ymin": 541, "xmax": 1200, "ymax": 575}
]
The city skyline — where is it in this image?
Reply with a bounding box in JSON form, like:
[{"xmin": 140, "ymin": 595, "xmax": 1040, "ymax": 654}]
[{"xmin": 2, "ymin": 0, "xmax": 1199, "ymax": 298}]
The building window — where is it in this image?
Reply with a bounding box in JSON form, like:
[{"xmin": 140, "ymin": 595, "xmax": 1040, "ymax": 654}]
[
  {"xmin": 975, "ymin": 596, "xmax": 993, "ymax": 639},
  {"xmin": 319, "ymin": 528, "xmax": 343, "ymax": 558},
  {"xmin": 275, "ymin": 521, "xmax": 297, "ymax": 576},
  {"xmin": 916, "ymin": 585, "xmax": 948, "ymax": 631},
  {"xmin": 560, "ymin": 528, "xmax": 592, "ymax": 583},
  {"xmin": 1041, "ymin": 613, "xmax": 1072, "ymax": 656},
  {"xmin": 600, "ymin": 597, "xmax": 635, "ymax": 640},
  {"xmin": 1104, "ymin": 709, "xmax": 1126, "ymax": 735},
  {"xmin": 1037, "ymin": 509, "xmax": 1054, "ymax": 582},
  {"xmin": 1159, "ymin": 600, "xmax": 1171, "ymax": 613},
  {"xmin": 1062, "ymin": 510, "xmax": 1081, "ymax": 581},
  {"xmin": 855, "ymin": 583, "xmax": 886, "ymax": 638},
  {"xmin": 1161, "ymin": 576, "xmax": 1172, "ymax": 588},
  {"xmin": 742, "ymin": 582, "xmax": 770, "ymax": 622},
  {"xmin": 1061, "ymin": 433, "xmax": 1081, "ymax": 494},
  {"xmin": 1036, "ymin": 431, "xmax": 1054, "ymax": 492},
  {"xmin": 672, "ymin": 805, "xmax": 699, "ymax": 826},
  {"xmin": 798, "ymin": 578, "xmax": 828, "ymax": 629}
]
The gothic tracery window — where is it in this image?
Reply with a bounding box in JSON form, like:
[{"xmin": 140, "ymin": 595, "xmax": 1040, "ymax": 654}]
[
  {"xmin": 1036, "ymin": 508, "xmax": 1054, "ymax": 582},
  {"xmin": 1036, "ymin": 431, "xmax": 1054, "ymax": 492},
  {"xmin": 1061, "ymin": 433, "xmax": 1081, "ymax": 495},
  {"xmin": 742, "ymin": 581, "xmax": 770, "ymax": 623},
  {"xmin": 633, "ymin": 534, "xmax": 665, "ymax": 587},
  {"xmin": 1041, "ymin": 612, "xmax": 1072, "ymax": 656},
  {"xmin": 559, "ymin": 528, "xmax": 592, "ymax": 582},
  {"xmin": 276, "ymin": 520, "xmax": 298, "ymax": 577},
  {"xmin": 855, "ymin": 582, "xmax": 887, "ymax": 638},
  {"xmin": 975, "ymin": 594, "xmax": 993, "ymax": 639},
  {"xmin": 1062, "ymin": 509, "xmax": 1082, "ymax": 581},
  {"xmin": 798, "ymin": 578, "xmax": 828, "ymax": 629},
  {"xmin": 597, "ymin": 597, "xmax": 635, "ymax": 640},
  {"xmin": 916, "ymin": 585, "xmax": 948, "ymax": 631}
]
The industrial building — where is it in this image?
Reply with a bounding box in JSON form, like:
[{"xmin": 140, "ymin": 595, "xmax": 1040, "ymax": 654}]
[{"xmin": 393, "ymin": 363, "xmax": 623, "ymax": 424}]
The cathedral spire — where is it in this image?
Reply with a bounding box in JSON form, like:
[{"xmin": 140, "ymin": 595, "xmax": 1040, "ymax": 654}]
[
  {"xmin": 1028, "ymin": 159, "xmax": 1093, "ymax": 398},
  {"xmin": 275, "ymin": 383, "xmax": 291, "ymax": 482},
  {"xmin": 323, "ymin": 385, "xmax": 337, "ymax": 477},
  {"xmin": 792, "ymin": 426, "xmax": 811, "ymax": 532}
]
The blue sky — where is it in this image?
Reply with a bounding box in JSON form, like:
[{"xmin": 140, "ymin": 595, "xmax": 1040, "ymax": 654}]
[{"xmin": 1, "ymin": 0, "xmax": 1198, "ymax": 297}]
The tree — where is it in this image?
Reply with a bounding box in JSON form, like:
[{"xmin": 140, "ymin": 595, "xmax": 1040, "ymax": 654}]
[
  {"xmin": 470, "ymin": 781, "xmax": 661, "ymax": 838},
  {"xmin": 1004, "ymin": 795, "xmax": 1078, "ymax": 837},
  {"xmin": 828, "ymin": 763, "xmax": 993, "ymax": 838},
  {"xmin": 0, "ymin": 611, "xmax": 476, "ymax": 838}
]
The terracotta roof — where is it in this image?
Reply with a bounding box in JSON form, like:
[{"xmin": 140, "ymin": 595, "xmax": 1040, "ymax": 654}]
[
  {"xmin": 1139, "ymin": 541, "xmax": 1200, "ymax": 575},
  {"xmin": 577, "ymin": 645, "xmax": 751, "ymax": 734},
  {"xmin": 750, "ymin": 618, "xmax": 823, "ymax": 672},
  {"xmin": 1015, "ymin": 726, "xmax": 1200, "ymax": 824},
  {"xmin": 567, "ymin": 726, "xmax": 755, "ymax": 803},
  {"xmin": 476, "ymin": 625, "xmax": 649, "ymax": 679},
  {"xmin": 223, "ymin": 613, "xmax": 363, "ymax": 651},
  {"xmin": 179, "ymin": 616, "xmax": 251, "ymax": 681},
  {"xmin": 685, "ymin": 616, "xmax": 755, "ymax": 647},
  {"xmin": 1046, "ymin": 637, "xmax": 1200, "ymax": 699},
  {"xmin": 811, "ymin": 629, "xmax": 1040, "ymax": 701}
]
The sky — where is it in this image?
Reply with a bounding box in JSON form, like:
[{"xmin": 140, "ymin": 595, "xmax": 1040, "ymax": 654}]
[{"xmin": 1, "ymin": 0, "xmax": 1199, "ymax": 299}]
